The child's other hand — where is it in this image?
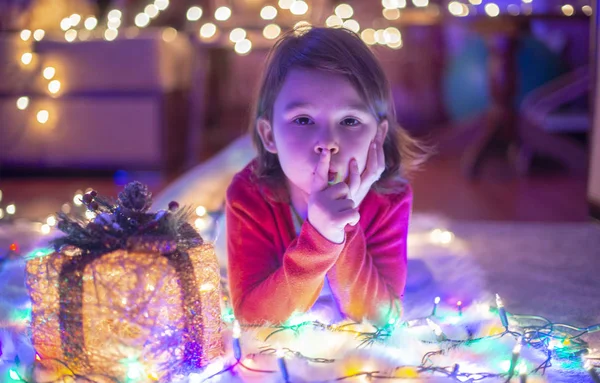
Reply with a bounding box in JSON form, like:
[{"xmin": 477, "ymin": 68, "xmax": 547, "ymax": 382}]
[
  {"xmin": 348, "ymin": 133, "xmax": 385, "ymax": 209},
  {"xmin": 308, "ymin": 150, "xmax": 360, "ymax": 244}
]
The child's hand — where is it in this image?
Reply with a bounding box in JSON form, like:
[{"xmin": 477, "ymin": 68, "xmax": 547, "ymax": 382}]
[
  {"xmin": 348, "ymin": 134, "xmax": 386, "ymax": 209},
  {"xmin": 308, "ymin": 150, "xmax": 360, "ymax": 244}
]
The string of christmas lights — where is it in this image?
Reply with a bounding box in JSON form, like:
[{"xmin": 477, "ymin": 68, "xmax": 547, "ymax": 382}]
[{"xmin": 3, "ymin": 231, "xmax": 600, "ymax": 383}]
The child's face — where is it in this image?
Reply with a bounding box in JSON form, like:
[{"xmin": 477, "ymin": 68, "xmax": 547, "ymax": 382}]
[{"xmin": 258, "ymin": 68, "xmax": 386, "ymax": 197}]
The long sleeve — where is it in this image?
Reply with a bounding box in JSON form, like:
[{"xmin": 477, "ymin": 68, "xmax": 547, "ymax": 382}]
[
  {"xmin": 327, "ymin": 186, "xmax": 412, "ymax": 325},
  {"xmin": 226, "ymin": 174, "xmax": 345, "ymax": 325}
]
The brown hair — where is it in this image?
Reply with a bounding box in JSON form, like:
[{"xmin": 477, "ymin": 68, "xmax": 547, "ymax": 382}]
[{"xmin": 250, "ymin": 26, "xmax": 427, "ymax": 197}]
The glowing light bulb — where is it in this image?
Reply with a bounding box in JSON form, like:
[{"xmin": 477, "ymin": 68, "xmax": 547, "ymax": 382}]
[
  {"xmin": 215, "ymin": 6, "xmax": 231, "ymax": 21},
  {"xmin": 6, "ymin": 204, "xmax": 16, "ymax": 215},
  {"xmin": 383, "ymin": 8, "xmax": 401, "ymax": 20},
  {"xmin": 9, "ymin": 369, "xmax": 20, "ymax": 380},
  {"xmin": 426, "ymin": 318, "xmax": 443, "ymax": 336},
  {"xmin": 48, "ymin": 80, "xmax": 61, "ymax": 94},
  {"xmin": 108, "ymin": 10, "xmax": 122, "ymax": 20},
  {"xmin": 135, "ymin": 13, "xmax": 150, "ymax": 27},
  {"xmin": 229, "ymin": 28, "xmax": 246, "ymax": 43},
  {"xmin": 16, "ymin": 96, "xmax": 29, "ymax": 110},
  {"xmin": 335, "ymin": 3, "xmax": 354, "ymax": 19},
  {"xmin": 162, "ymin": 27, "xmax": 177, "ymax": 42},
  {"xmin": 449, "ymin": 1, "xmax": 469, "ymax": 16},
  {"xmin": 37, "ymin": 110, "xmax": 49, "ymax": 124},
  {"xmin": 384, "ymin": 27, "xmax": 401, "ymax": 43},
  {"xmin": 263, "ymin": 24, "xmax": 282, "ymax": 39},
  {"xmin": 513, "ymin": 339, "xmax": 523, "ymax": 355},
  {"xmin": 127, "ymin": 364, "xmax": 143, "ymax": 380},
  {"xmin": 73, "ymin": 193, "xmax": 83, "ymax": 206},
  {"xmin": 65, "ymin": 29, "xmax": 77, "ymax": 42},
  {"xmin": 33, "ymin": 29, "xmax": 45, "ymax": 41},
  {"xmin": 21, "ymin": 52, "xmax": 33, "ymax": 65},
  {"xmin": 561, "ymin": 4, "xmax": 574, "ymax": 16},
  {"xmin": 20, "ymin": 29, "xmax": 31, "ymax": 41},
  {"xmin": 155, "ymin": 0, "xmax": 169, "ymax": 11},
  {"xmin": 387, "ymin": 40, "xmax": 403, "ymax": 49},
  {"xmin": 232, "ymin": 320, "xmax": 241, "ymax": 338},
  {"xmin": 485, "ymin": 3, "xmax": 500, "ymax": 16},
  {"xmin": 84, "ymin": 16, "xmax": 98, "ymax": 30},
  {"xmin": 107, "ymin": 18, "xmax": 121, "ymax": 29},
  {"xmin": 104, "ymin": 28, "xmax": 118, "ymax": 41},
  {"xmin": 195, "ymin": 217, "xmax": 207, "ymax": 230},
  {"xmin": 60, "ymin": 17, "xmax": 71, "ymax": 31},
  {"xmin": 582, "ymin": 5, "xmax": 592, "ymax": 16},
  {"xmin": 42, "ymin": 66, "xmax": 56, "ymax": 80},
  {"xmin": 69, "ymin": 13, "xmax": 81, "ymax": 26},
  {"xmin": 412, "ymin": 0, "xmax": 429, "ymax": 7},
  {"xmin": 261, "ymin": 5, "xmax": 278, "ymax": 20},
  {"xmin": 200, "ymin": 23, "xmax": 217, "ymax": 39},
  {"xmin": 326, "ymin": 15, "xmax": 343, "ymax": 27},
  {"xmin": 234, "ymin": 39, "xmax": 252, "ymax": 55},
  {"xmin": 343, "ymin": 19, "xmax": 360, "ymax": 33},
  {"xmin": 278, "ymin": 0, "xmax": 294, "ymax": 9},
  {"xmin": 360, "ymin": 28, "xmax": 376, "ymax": 45},
  {"xmin": 47, "ymin": 215, "xmax": 57, "ymax": 226},
  {"xmin": 382, "ymin": 0, "xmax": 400, "ymax": 9},
  {"xmin": 41, "ymin": 224, "xmax": 51, "ymax": 234},
  {"xmin": 145, "ymin": 4, "xmax": 159, "ymax": 18},
  {"xmin": 290, "ymin": 1, "xmax": 309, "ymax": 15},
  {"xmin": 187, "ymin": 6, "xmax": 203, "ymax": 21}
]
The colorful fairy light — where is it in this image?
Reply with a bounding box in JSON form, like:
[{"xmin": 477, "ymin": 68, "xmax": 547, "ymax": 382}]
[
  {"xmin": 6, "ymin": 204, "xmax": 16, "ymax": 215},
  {"xmin": 457, "ymin": 300, "xmax": 463, "ymax": 316},
  {"xmin": 16, "ymin": 97, "xmax": 29, "ymax": 110},
  {"xmin": 426, "ymin": 318, "xmax": 445, "ymax": 341},
  {"xmin": 519, "ymin": 362, "xmax": 527, "ymax": 383},
  {"xmin": 431, "ymin": 296, "xmax": 440, "ymax": 316},
  {"xmin": 276, "ymin": 348, "xmax": 291, "ymax": 383},
  {"xmin": 186, "ymin": 6, "xmax": 203, "ymax": 21},
  {"xmin": 508, "ymin": 337, "xmax": 523, "ymax": 378},
  {"xmin": 232, "ymin": 320, "xmax": 242, "ymax": 360},
  {"xmin": 496, "ymin": 293, "xmax": 509, "ymax": 329}
]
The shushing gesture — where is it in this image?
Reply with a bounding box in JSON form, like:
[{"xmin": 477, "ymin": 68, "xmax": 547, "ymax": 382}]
[
  {"xmin": 307, "ymin": 131, "xmax": 386, "ymax": 244},
  {"xmin": 307, "ymin": 150, "xmax": 360, "ymax": 244}
]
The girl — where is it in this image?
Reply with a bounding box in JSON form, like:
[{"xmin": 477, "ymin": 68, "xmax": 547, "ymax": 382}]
[{"xmin": 226, "ymin": 26, "xmax": 424, "ymax": 326}]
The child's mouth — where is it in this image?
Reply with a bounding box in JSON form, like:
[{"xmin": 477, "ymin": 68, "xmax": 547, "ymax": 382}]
[{"xmin": 328, "ymin": 172, "xmax": 339, "ymax": 184}]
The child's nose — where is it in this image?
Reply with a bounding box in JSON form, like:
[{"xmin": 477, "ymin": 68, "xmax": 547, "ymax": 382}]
[
  {"xmin": 314, "ymin": 128, "xmax": 340, "ymax": 154},
  {"xmin": 315, "ymin": 144, "xmax": 339, "ymax": 155}
]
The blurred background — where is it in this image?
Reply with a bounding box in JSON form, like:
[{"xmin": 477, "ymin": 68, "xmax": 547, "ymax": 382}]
[{"xmin": 0, "ymin": 0, "xmax": 598, "ymax": 226}]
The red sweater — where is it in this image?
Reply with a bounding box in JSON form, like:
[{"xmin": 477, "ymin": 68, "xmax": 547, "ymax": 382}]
[{"xmin": 226, "ymin": 161, "xmax": 412, "ymax": 325}]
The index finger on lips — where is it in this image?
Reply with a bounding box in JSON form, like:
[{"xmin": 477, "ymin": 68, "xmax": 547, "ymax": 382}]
[{"xmin": 311, "ymin": 150, "xmax": 331, "ymax": 193}]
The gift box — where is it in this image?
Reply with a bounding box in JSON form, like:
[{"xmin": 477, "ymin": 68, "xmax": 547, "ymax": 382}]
[{"xmin": 25, "ymin": 182, "xmax": 223, "ymax": 382}]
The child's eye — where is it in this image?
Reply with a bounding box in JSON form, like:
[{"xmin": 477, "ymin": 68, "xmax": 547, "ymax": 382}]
[
  {"xmin": 341, "ymin": 118, "xmax": 361, "ymax": 127},
  {"xmin": 293, "ymin": 117, "xmax": 314, "ymax": 126}
]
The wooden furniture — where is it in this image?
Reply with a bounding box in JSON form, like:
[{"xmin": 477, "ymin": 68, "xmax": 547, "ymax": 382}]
[
  {"xmin": 454, "ymin": 15, "xmax": 589, "ymax": 178},
  {"xmin": 516, "ymin": 66, "xmax": 590, "ymax": 176}
]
